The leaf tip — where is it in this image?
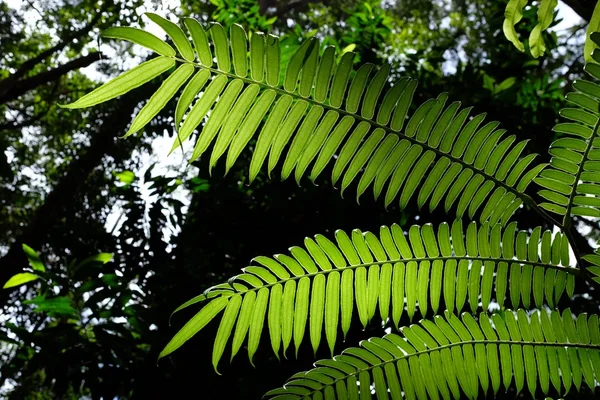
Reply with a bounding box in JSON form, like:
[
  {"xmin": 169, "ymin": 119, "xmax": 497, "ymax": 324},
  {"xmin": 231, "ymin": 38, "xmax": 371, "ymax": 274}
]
[{"xmin": 157, "ymin": 349, "xmax": 169, "ymax": 361}]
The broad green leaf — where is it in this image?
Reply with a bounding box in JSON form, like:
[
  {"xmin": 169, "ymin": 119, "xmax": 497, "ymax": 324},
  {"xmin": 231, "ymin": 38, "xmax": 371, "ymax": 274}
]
[
  {"xmin": 22, "ymin": 244, "xmax": 44, "ymax": 272},
  {"xmin": 177, "ymin": 74, "xmax": 228, "ymax": 153},
  {"xmin": 529, "ymin": 0, "xmax": 558, "ymax": 58},
  {"xmin": 101, "ymin": 27, "xmax": 175, "ymax": 56},
  {"xmin": 174, "ymin": 69, "xmax": 211, "ymax": 128},
  {"xmin": 584, "ymin": 5, "xmax": 600, "ymax": 62},
  {"xmin": 248, "ymin": 288, "xmax": 269, "ymax": 366},
  {"xmin": 61, "ymin": 56, "xmax": 174, "ymax": 109},
  {"xmin": 294, "ymin": 277, "xmax": 311, "ymax": 357},
  {"xmin": 3, "ymin": 272, "xmax": 39, "ymax": 289},
  {"xmin": 325, "ymin": 271, "xmax": 340, "ymax": 356},
  {"xmin": 145, "ymin": 13, "xmax": 195, "ymax": 61},
  {"xmin": 212, "ymin": 294, "xmax": 242, "ymax": 373},
  {"xmin": 267, "ymin": 283, "xmax": 283, "ymax": 359},
  {"xmin": 125, "ymin": 64, "xmax": 194, "ymax": 136},
  {"xmin": 231, "ymin": 292, "xmax": 256, "ymax": 360},
  {"xmin": 310, "ymin": 274, "xmax": 326, "ymax": 355},
  {"xmin": 183, "ymin": 18, "xmax": 213, "ymax": 66},
  {"xmin": 503, "ymin": 0, "xmax": 528, "ymax": 52},
  {"xmin": 159, "ymin": 296, "xmax": 228, "ymax": 359},
  {"xmin": 281, "ymin": 280, "xmax": 296, "ymax": 356}
]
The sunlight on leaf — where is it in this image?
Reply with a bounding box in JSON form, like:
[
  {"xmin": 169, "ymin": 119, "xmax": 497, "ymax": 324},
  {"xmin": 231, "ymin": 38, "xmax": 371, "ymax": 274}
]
[
  {"xmin": 114, "ymin": 170, "xmax": 135, "ymax": 184},
  {"xmin": 3, "ymin": 272, "xmax": 39, "ymax": 289},
  {"xmin": 503, "ymin": 0, "xmax": 528, "ymax": 52},
  {"xmin": 22, "ymin": 244, "xmax": 45, "ymax": 272},
  {"xmin": 585, "ymin": 2, "xmax": 600, "ymax": 62}
]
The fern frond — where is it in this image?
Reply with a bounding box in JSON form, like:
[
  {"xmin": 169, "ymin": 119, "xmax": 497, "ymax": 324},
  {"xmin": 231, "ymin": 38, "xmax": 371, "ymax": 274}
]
[
  {"xmin": 159, "ymin": 221, "xmax": 578, "ymax": 371},
  {"xmin": 63, "ymin": 15, "xmax": 544, "ymax": 224},
  {"xmin": 535, "ymin": 33, "xmax": 600, "ymax": 226},
  {"xmin": 583, "ymin": 247, "xmax": 600, "ymax": 284},
  {"xmin": 266, "ymin": 309, "xmax": 600, "ymax": 399}
]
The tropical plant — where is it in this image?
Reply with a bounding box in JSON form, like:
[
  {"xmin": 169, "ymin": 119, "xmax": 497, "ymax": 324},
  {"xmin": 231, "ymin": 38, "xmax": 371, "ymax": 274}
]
[
  {"xmin": 503, "ymin": 0, "xmax": 600, "ymax": 61},
  {"xmin": 60, "ymin": 12, "xmax": 600, "ymax": 399}
]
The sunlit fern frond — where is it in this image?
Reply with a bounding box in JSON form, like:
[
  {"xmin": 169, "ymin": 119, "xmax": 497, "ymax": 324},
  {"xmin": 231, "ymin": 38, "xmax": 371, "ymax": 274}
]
[
  {"xmin": 158, "ymin": 220, "xmax": 578, "ymax": 371},
  {"xmin": 535, "ymin": 33, "xmax": 600, "ymax": 226},
  {"xmin": 266, "ymin": 309, "xmax": 600, "ymax": 400},
  {"xmin": 583, "ymin": 246, "xmax": 600, "ymax": 284},
  {"xmin": 62, "ymin": 14, "xmax": 545, "ymax": 224}
]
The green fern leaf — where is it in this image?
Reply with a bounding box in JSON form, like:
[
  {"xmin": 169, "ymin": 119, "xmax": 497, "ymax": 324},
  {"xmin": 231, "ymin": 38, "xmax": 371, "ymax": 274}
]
[
  {"xmin": 535, "ymin": 34, "xmax": 600, "ymax": 227},
  {"xmin": 583, "ymin": 247, "xmax": 600, "ymax": 285},
  {"xmin": 60, "ymin": 56, "xmax": 174, "ymax": 109},
  {"xmin": 585, "ymin": 4, "xmax": 600, "ymax": 63},
  {"xmin": 265, "ymin": 310, "xmax": 600, "ymax": 399},
  {"xmin": 64, "ymin": 16, "xmax": 545, "ymax": 224},
  {"xmin": 160, "ymin": 221, "xmax": 579, "ymax": 369},
  {"xmin": 101, "ymin": 27, "xmax": 176, "ymax": 56}
]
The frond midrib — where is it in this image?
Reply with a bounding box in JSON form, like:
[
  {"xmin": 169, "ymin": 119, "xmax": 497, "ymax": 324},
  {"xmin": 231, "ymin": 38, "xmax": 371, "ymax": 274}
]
[
  {"xmin": 174, "ymin": 56, "xmax": 539, "ymax": 210},
  {"xmin": 563, "ymin": 119, "xmax": 600, "ymax": 228},
  {"xmin": 221, "ymin": 255, "xmax": 580, "ymax": 296},
  {"xmin": 291, "ymin": 339, "xmax": 600, "ymax": 398}
]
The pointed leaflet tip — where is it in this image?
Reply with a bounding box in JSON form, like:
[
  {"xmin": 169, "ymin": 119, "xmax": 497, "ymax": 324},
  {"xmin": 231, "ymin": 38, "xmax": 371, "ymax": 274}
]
[
  {"xmin": 101, "ymin": 26, "xmax": 176, "ymax": 57},
  {"xmin": 212, "ymin": 364, "xmax": 223, "ymax": 376},
  {"xmin": 168, "ymin": 293, "xmax": 209, "ymax": 326},
  {"xmin": 159, "ymin": 297, "xmax": 228, "ymax": 359},
  {"xmin": 61, "ymin": 57, "xmax": 175, "ymax": 109},
  {"xmin": 248, "ymin": 173, "xmax": 256, "ymax": 185}
]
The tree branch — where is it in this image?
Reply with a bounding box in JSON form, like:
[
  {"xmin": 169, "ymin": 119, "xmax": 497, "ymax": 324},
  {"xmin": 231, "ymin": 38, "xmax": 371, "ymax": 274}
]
[
  {"xmin": 7, "ymin": 3, "xmax": 104, "ymax": 81},
  {"xmin": 0, "ymin": 52, "xmax": 101, "ymax": 105},
  {"xmin": 0, "ymin": 0, "xmax": 110, "ymax": 103}
]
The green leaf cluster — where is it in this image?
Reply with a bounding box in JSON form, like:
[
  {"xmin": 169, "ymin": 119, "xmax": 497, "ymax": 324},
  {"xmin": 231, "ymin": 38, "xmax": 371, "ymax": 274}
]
[{"xmin": 63, "ymin": 13, "xmax": 600, "ymax": 400}]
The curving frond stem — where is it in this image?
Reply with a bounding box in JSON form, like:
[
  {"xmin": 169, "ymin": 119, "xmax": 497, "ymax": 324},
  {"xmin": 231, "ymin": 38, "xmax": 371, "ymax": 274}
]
[
  {"xmin": 63, "ymin": 15, "xmax": 550, "ymax": 226},
  {"xmin": 266, "ymin": 309, "xmax": 600, "ymax": 399},
  {"xmin": 535, "ymin": 32, "xmax": 600, "ymax": 230},
  {"xmin": 159, "ymin": 221, "xmax": 578, "ymax": 371}
]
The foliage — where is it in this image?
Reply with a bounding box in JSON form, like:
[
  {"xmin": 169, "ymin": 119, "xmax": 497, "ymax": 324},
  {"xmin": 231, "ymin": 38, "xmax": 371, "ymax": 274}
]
[
  {"xmin": 585, "ymin": 1, "xmax": 600, "ymax": 63},
  {"xmin": 57, "ymin": 11, "xmax": 600, "ymax": 399},
  {"xmin": 64, "ymin": 15, "xmax": 542, "ymax": 227},
  {"xmin": 265, "ymin": 309, "xmax": 600, "ymax": 399},
  {"xmin": 502, "ymin": 0, "xmax": 600, "ymax": 61},
  {"xmin": 0, "ymin": 246, "xmax": 148, "ymax": 398},
  {"xmin": 1, "ymin": 0, "xmax": 598, "ymax": 398}
]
